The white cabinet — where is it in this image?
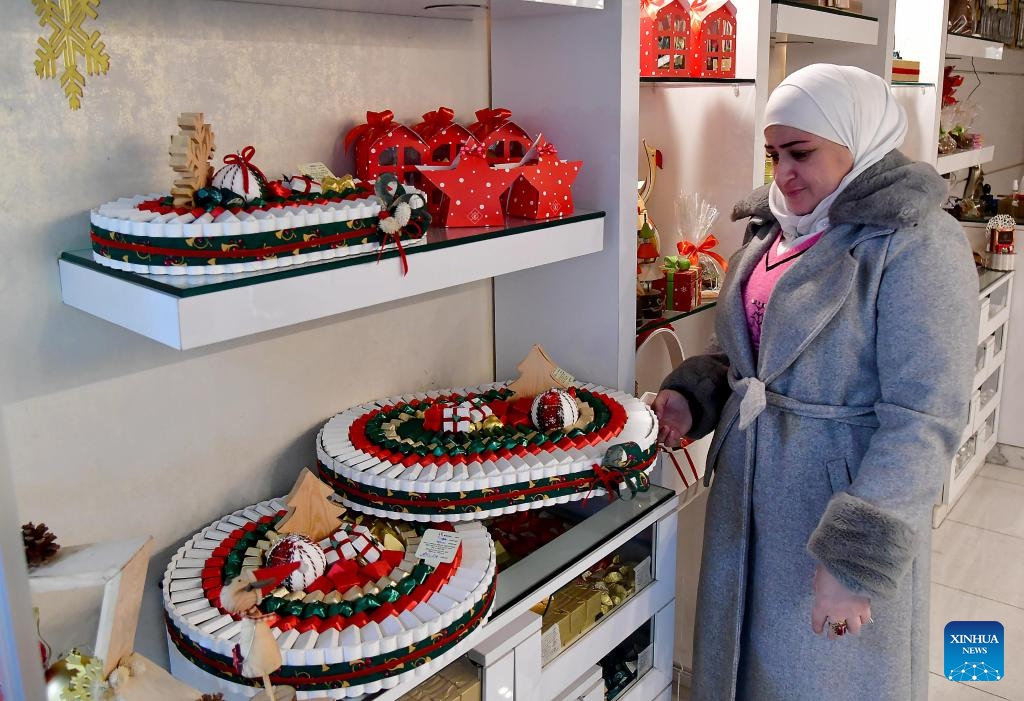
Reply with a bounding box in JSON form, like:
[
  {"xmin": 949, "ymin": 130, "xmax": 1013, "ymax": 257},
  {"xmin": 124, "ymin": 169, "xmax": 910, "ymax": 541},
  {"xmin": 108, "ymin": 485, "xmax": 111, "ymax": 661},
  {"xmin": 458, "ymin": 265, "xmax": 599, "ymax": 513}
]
[
  {"xmin": 934, "ymin": 268, "xmax": 1014, "ymax": 527},
  {"xmin": 380, "ymin": 486, "xmax": 680, "ymax": 701}
]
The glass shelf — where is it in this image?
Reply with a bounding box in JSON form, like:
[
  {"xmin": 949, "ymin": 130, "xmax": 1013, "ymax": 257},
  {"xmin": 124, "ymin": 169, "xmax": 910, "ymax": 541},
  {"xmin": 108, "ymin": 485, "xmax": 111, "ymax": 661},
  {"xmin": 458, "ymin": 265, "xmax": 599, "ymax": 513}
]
[
  {"xmin": 636, "ymin": 301, "xmax": 717, "ymax": 337},
  {"xmin": 492, "ymin": 485, "xmax": 675, "ymax": 617},
  {"xmin": 771, "ymin": 0, "xmax": 877, "ymax": 22},
  {"xmin": 59, "ymin": 210, "xmax": 605, "ymax": 349},
  {"xmin": 62, "ymin": 210, "xmax": 605, "ymax": 298},
  {"xmin": 640, "ymin": 77, "xmax": 756, "ymax": 85}
]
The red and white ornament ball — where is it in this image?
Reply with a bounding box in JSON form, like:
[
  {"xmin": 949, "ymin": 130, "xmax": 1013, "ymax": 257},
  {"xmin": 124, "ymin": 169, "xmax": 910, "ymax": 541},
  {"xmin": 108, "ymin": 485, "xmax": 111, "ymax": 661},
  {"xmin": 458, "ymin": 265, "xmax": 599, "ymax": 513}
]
[
  {"xmin": 530, "ymin": 388, "xmax": 580, "ymax": 432},
  {"xmin": 265, "ymin": 534, "xmax": 327, "ymax": 592}
]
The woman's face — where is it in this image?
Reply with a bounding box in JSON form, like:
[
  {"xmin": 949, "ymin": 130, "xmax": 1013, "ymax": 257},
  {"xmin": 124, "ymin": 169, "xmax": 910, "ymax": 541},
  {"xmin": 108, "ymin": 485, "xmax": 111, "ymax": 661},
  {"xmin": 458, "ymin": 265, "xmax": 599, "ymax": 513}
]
[{"xmin": 765, "ymin": 125, "xmax": 854, "ymax": 215}]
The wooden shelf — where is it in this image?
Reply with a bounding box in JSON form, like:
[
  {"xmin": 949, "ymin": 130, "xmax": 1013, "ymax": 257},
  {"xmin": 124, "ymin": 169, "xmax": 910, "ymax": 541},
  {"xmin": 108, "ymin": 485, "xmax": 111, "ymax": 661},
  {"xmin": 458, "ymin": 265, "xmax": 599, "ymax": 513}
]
[
  {"xmin": 215, "ymin": 0, "xmax": 603, "ymax": 20},
  {"xmin": 770, "ymin": 1, "xmax": 878, "ymax": 45},
  {"xmin": 946, "ymin": 33, "xmax": 1005, "ymax": 60},
  {"xmin": 935, "ymin": 145, "xmax": 995, "ymax": 175},
  {"xmin": 59, "ymin": 212, "xmax": 604, "ymax": 350}
]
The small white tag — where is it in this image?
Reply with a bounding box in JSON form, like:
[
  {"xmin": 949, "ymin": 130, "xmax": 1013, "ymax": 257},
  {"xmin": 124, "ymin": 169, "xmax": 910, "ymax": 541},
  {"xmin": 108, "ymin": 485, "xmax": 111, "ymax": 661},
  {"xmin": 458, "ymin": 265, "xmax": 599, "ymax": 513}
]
[
  {"xmin": 638, "ymin": 644, "xmax": 654, "ymax": 675},
  {"xmin": 540, "ymin": 622, "xmax": 562, "ymax": 666},
  {"xmin": 297, "ymin": 162, "xmax": 336, "ymax": 181},
  {"xmin": 551, "ymin": 366, "xmax": 576, "ymax": 386},
  {"xmin": 634, "ymin": 556, "xmax": 653, "ymax": 592},
  {"xmin": 415, "ymin": 529, "xmax": 462, "ymax": 568}
]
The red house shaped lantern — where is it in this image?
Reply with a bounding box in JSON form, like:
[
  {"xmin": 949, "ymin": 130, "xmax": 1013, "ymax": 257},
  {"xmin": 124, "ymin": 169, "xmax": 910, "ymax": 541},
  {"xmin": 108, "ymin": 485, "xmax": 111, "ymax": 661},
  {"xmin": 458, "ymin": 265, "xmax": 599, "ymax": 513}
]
[
  {"xmin": 640, "ymin": 0, "xmax": 692, "ymax": 77},
  {"xmin": 344, "ymin": 110, "xmax": 429, "ymax": 187},
  {"xmin": 689, "ymin": 0, "xmax": 737, "ymax": 79},
  {"xmin": 468, "ymin": 108, "xmax": 533, "ymax": 165},
  {"xmin": 412, "ymin": 106, "xmax": 481, "ymax": 166},
  {"xmin": 639, "ymin": 0, "xmax": 736, "ymax": 79}
]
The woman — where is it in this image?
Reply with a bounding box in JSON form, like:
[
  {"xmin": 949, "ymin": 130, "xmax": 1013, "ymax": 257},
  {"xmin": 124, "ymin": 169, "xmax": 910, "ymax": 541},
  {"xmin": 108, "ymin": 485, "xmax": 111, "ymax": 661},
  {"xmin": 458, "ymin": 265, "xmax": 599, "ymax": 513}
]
[{"xmin": 654, "ymin": 64, "xmax": 977, "ymax": 700}]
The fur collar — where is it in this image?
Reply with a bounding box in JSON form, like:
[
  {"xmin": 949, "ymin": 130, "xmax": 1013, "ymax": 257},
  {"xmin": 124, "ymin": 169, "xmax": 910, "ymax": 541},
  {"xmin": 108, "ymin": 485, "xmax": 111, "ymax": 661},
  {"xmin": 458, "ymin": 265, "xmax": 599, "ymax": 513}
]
[{"xmin": 731, "ymin": 150, "xmax": 947, "ymax": 231}]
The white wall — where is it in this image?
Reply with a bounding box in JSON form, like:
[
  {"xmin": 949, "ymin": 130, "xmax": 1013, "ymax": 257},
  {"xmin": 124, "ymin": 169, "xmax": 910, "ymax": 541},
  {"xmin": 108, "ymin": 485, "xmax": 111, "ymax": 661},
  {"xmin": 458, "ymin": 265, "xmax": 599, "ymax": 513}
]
[
  {"xmin": 0, "ymin": 0, "xmax": 491, "ymax": 668},
  {"xmin": 947, "ymin": 47, "xmax": 1024, "ymax": 196}
]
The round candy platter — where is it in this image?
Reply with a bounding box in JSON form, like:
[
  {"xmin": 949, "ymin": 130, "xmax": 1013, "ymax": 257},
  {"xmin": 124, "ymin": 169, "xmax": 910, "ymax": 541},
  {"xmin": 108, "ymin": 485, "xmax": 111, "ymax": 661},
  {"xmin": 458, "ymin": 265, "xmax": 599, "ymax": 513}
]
[
  {"xmin": 316, "ymin": 382, "xmax": 659, "ymax": 522},
  {"xmin": 163, "ymin": 497, "xmax": 496, "ymax": 700}
]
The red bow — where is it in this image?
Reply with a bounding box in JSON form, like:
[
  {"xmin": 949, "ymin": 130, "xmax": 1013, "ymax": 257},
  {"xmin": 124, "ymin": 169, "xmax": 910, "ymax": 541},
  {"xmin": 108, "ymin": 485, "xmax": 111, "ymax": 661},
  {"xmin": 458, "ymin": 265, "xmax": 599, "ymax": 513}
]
[
  {"xmin": 677, "ymin": 234, "xmax": 728, "ymax": 272},
  {"xmin": 414, "ymin": 106, "xmax": 457, "ymax": 140},
  {"xmin": 222, "ymin": 146, "xmax": 267, "ymax": 194},
  {"xmin": 589, "ymin": 463, "xmax": 624, "ymax": 504},
  {"xmin": 537, "ymin": 142, "xmax": 559, "ymax": 158},
  {"xmin": 344, "ymin": 109, "xmax": 396, "ymax": 150},
  {"xmin": 461, "ymin": 142, "xmax": 488, "ymax": 161},
  {"xmin": 472, "ymin": 107, "xmax": 513, "ymax": 134}
]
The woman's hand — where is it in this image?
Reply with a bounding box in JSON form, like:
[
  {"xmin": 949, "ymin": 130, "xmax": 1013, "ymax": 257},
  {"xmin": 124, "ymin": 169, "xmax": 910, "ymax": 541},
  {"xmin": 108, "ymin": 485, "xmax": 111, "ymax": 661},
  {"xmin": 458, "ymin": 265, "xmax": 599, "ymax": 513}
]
[
  {"xmin": 812, "ymin": 564, "xmax": 872, "ymax": 639},
  {"xmin": 652, "ymin": 389, "xmax": 693, "ymax": 448}
]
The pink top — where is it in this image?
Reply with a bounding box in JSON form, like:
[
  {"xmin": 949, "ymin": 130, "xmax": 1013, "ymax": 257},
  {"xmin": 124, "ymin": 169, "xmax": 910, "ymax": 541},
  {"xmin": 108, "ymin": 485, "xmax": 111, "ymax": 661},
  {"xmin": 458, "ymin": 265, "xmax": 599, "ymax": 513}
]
[{"xmin": 743, "ymin": 230, "xmax": 824, "ymax": 354}]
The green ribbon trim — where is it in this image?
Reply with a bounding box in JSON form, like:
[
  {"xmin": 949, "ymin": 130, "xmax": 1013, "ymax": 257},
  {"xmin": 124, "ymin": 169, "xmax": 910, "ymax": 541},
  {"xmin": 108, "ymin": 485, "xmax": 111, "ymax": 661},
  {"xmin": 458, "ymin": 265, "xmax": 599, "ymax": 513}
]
[{"xmin": 91, "ymin": 216, "xmax": 381, "ymax": 266}]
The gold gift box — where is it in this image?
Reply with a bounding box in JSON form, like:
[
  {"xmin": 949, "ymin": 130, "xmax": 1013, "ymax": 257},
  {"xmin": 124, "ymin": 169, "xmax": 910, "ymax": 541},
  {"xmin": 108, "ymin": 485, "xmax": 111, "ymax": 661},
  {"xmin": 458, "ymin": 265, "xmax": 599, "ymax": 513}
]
[
  {"xmin": 532, "ymin": 583, "xmax": 605, "ymax": 647},
  {"xmin": 398, "ymin": 658, "xmax": 481, "ymax": 701}
]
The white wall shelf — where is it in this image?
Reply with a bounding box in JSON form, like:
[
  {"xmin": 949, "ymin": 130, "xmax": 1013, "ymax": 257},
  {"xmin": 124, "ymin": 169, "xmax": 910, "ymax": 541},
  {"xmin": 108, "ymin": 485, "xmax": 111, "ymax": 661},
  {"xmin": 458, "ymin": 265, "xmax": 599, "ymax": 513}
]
[
  {"xmin": 770, "ymin": 1, "xmax": 879, "ymax": 45},
  {"xmin": 59, "ymin": 212, "xmax": 604, "ymax": 350},
  {"xmin": 945, "ymin": 33, "xmax": 1005, "ymax": 60},
  {"xmin": 935, "ymin": 145, "xmax": 995, "ymax": 175}
]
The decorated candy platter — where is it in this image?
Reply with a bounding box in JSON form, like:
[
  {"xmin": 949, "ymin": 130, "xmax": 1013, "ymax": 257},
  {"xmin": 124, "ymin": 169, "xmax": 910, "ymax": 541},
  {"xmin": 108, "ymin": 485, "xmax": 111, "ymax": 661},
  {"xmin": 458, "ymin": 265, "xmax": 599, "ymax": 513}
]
[
  {"xmin": 163, "ymin": 496, "xmax": 496, "ymax": 700},
  {"xmin": 315, "ymin": 352, "xmax": 659, "ymax": 523}
]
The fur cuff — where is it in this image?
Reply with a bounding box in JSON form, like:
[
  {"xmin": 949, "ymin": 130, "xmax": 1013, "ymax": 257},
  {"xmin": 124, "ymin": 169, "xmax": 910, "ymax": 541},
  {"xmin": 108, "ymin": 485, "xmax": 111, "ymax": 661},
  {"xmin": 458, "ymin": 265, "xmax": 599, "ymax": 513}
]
[{"xmin": 806, "ymin": 492, "xmax": 917, "ymax": 599}]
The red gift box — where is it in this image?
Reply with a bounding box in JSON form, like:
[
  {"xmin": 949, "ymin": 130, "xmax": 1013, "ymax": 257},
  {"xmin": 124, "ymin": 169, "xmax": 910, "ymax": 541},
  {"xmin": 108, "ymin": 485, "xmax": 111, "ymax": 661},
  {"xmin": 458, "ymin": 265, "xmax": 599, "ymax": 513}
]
[
  {"xmin": 652, "ymin": 264, "xmax": 699, "ymax": 311},
  {"xmin": 639, "ymin": 0, "xmax": 737, "ymax": 79},
  {"xmin": 344, "ymin": 110, "xmax": 429, "ymax": 187},
  {"xmin": 468, "ymin": 107, "xmax": 534, "ymax": 165},
  {"xmin": 503, "ymin": 136, "xmax": 582, "ymax": 220},
  {"xmin": 417, "ymin": 143, "xmax": 518, "ymax": 227},
  {"xmin": 412, "ymin": 106, "xmax": 481, "ymax": 166}
]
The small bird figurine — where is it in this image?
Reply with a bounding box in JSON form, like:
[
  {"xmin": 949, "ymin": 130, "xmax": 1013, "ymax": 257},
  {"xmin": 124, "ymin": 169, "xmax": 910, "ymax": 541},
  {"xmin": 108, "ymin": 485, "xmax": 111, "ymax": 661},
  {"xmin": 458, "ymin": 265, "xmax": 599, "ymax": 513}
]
[{"xmin": 220, "ymin": 562, "xmax": 301, "ymax": 701}]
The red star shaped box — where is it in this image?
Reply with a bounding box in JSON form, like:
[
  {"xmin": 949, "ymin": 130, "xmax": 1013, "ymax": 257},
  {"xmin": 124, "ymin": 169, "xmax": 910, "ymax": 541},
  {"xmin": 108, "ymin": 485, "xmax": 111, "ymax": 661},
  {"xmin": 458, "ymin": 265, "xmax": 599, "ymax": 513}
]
[
  {"xmin": 503, "ymin": 136, "xmax": 583, "ymax": 220},
  {"xmin": 417, "ymin": 144, "xmax": 518, "ymax": 227}
]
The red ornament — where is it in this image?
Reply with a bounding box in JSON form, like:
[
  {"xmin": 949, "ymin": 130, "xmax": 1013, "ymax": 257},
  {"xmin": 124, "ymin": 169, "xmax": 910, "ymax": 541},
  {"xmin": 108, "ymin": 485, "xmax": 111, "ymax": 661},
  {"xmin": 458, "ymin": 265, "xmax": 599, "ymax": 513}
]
[
  {"xmin": 417, "ymin": 144, "xmax": 518, "ymax": 227},
  {"xmin": 530, "ymin": 388, "xmax": 580, "ymax": 431},
  {"xmin": 505, "ymin": 137, "xmax": 583, "ymax": 220},
  {"xmin": 265, "ymin": 180, "xmax": 291, "ymax": 199}
]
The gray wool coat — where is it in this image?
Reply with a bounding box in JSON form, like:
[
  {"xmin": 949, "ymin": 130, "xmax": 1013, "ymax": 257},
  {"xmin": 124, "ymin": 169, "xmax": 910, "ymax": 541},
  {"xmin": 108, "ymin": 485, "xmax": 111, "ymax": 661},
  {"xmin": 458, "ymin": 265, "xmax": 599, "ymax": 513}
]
[{"xmin": 662, "ymin": 151, "xmax": 979, "ymax": 701}]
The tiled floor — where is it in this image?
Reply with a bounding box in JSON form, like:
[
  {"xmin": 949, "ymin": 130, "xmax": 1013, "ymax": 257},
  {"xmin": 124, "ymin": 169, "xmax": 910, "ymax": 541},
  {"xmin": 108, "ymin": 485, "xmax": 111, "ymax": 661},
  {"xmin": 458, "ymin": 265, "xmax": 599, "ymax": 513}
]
[{"xmin": 674, "ymin": 443, "xmax": 1024, "ymax": 701}]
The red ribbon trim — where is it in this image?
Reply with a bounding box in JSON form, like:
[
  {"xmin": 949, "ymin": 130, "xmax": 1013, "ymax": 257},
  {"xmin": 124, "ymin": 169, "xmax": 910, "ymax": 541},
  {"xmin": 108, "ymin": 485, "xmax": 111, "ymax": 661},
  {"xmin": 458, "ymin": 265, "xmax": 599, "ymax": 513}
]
[
  {"xmin": 376, "ymin": 228, "xmax": 409, "ymax": 276},
  {"xmin": 321, "ymin": 453, "xmax": 656, "ymax": 508},
  {"xmin": 91, "ymin": 226, "xmax": 376, "ymax": 260},
  {"xmin": 662, "ymin": 442, "xmax": 700, "ymax": 484}
]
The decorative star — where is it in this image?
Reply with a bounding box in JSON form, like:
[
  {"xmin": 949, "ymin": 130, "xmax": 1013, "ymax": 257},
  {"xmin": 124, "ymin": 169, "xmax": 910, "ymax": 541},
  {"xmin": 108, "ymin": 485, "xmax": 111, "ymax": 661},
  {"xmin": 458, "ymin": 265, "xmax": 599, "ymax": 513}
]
[
  {"xmin": 417, "ymin": 144, "xmax": 518, "ymax": 227},
  {"xmin": 505, "ymin": 137, "xmax": 582, "ymax": 220}
]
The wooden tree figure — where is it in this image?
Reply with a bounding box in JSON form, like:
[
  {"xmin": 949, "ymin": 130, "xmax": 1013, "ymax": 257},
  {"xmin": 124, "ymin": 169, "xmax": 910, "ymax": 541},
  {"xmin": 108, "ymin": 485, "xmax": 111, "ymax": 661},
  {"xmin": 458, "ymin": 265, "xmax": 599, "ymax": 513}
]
[
  {"xmin": 169, "ymin": 112, "xmax": 215, "ymax": 208},
  {"xmin": 507, "ymin": 345, "xmax": 573, "ymax": 398},
  {"xmin": 275, "ymin": 468, "xmax": 346, "ymax": 543}
]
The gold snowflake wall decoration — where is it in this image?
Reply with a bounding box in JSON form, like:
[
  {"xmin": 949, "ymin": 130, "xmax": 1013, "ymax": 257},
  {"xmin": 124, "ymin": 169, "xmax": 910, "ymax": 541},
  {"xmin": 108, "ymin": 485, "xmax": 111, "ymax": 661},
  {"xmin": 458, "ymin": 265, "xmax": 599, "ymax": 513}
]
[{"xmin": 33, "ymin": 0, "xmax": 111, "ymax": 111}]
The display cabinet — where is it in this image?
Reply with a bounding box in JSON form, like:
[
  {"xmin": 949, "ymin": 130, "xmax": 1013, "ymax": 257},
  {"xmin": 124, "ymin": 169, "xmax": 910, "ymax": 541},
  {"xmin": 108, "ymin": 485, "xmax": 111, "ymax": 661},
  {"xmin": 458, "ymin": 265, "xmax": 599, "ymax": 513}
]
[
  {"xmin": 347, "ymin": 485, "xmax": 679, "ymax": 701},
  {"xmin": 933, "ymin": 267, "xmax": 1014, "ymax": 527}
]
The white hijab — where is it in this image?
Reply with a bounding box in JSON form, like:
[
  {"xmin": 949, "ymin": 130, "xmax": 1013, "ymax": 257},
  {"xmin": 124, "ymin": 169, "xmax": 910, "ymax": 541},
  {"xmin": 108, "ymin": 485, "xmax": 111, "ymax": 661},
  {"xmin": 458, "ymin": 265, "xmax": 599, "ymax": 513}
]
[{"xmin": 765, "ymin": 64, "xmax": 908, "ymax": 239}]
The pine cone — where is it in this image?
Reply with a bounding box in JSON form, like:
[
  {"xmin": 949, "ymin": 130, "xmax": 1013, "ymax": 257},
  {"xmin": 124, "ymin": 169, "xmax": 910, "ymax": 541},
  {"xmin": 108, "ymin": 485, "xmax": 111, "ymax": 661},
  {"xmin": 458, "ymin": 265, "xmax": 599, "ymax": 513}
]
[
  {"xmin": 197, "ymin": 694, "xmax": 224, "ymax": 701},
  {"xmin": 21, "ymin": 522, "xmax": 59, "ymax": 567}
]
